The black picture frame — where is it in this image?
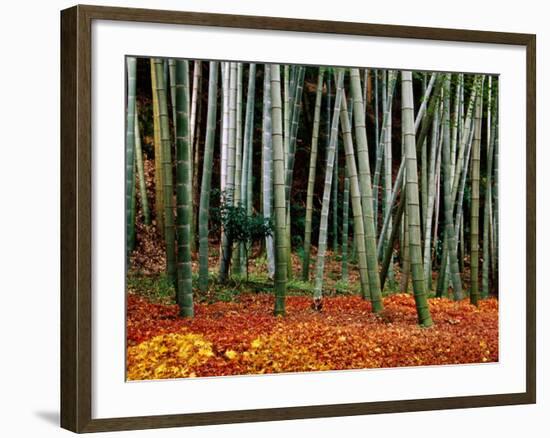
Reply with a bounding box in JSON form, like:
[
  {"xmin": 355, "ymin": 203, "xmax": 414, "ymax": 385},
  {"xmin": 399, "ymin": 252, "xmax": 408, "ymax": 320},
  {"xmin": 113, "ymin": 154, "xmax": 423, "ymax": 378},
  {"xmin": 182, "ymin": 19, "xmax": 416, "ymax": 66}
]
[{"xmin": 60, "ymin": 4, "xmax": 536, "ymax": 433}]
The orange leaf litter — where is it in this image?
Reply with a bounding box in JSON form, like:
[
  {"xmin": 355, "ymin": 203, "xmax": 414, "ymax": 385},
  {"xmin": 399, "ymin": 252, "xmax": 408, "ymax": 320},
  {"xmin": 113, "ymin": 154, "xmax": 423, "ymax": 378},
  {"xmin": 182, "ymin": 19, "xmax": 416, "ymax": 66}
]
[{"xmin": 126, "ymin": 294, "xmax": 498, "ymax": 380}]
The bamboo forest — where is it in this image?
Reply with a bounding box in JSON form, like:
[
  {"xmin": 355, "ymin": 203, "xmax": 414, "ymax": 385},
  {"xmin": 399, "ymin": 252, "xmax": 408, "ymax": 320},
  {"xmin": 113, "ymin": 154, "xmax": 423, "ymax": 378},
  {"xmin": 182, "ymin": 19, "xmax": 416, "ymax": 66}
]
[{"xmin": 125, "ymin": 57, "xmax": 499, "ymax": 380}]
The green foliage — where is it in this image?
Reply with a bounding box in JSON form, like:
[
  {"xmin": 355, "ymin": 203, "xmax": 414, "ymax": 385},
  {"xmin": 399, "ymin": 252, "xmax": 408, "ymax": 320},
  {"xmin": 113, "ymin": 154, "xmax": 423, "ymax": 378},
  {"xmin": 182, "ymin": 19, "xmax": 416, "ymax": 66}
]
[
  {"xmin": 128, "ymin": 274, "xmax": 176, "ymax": 303},
  {"xmin": 212, "ymin": 192, "xmax": 273, "ymax": 279},
  {"xmin": 219, "ymin": 203, "xmax": 273, "ymax": 247},
  {"xmin": 287, "ymin": 278, "xmax": 314, "ymax": 295},
  {"xmin": 216, "ymin": 288, "xmax": 239, "ymax": 302}
]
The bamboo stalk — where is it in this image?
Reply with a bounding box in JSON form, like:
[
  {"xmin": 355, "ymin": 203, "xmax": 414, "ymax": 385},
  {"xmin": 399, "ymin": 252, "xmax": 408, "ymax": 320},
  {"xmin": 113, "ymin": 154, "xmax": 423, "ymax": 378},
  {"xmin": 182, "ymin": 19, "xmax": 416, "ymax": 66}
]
[
  {"xmin": 349, "ymin": 68, "xmax": 383, "ymax": 311},
  {"xmin": 150, "ymin": 59, "xmax": 164, "ymax": 234},
  {"xmin": 302, "ymin": 67, "xmax": 325, "ymax": 280},
  {"xmin": 482, "ymin": 76, "xmax": 496, "ymax": 299},
  {"xmin": 153, "ymin": 58, "xmax": 176, "ymax": 285},
  {"xmin": 470, "ymin": 77, "xmax": 485, "ymax": 306},
  {"xmin": 134, "ymin": 108, "xmax": 150, "ymax": 225},
  {"xmin": 401, "ymin": 70, "xmax": 433, "ymax": 327},
  {"xmin": 198, "ymin": 62, "xmax": 219, "ymax": 292},
  {"xmin": 125, "ymin": 57, "xmax": 137, "ymax": 264},
  {"xmin": 313, "ymin": 70, "xmax": 345, "ymax": 301},
  {"xmin": 174, "ymin": 59, "xmax": 193, "ymax": 316},
  {"xmin": 271, "ymin": 64, "xmax": 288, "ymax": 316},
  {"xmin": 262, "ymin": 65, "xmax": 276, "ymax": 278}
]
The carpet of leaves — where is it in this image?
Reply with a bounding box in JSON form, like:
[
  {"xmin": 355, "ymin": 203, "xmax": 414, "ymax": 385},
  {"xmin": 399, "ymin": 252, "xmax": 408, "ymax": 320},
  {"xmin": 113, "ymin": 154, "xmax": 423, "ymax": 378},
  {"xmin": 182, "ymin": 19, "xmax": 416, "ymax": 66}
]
[{"xmin": 126, "ymin": 293, "xmax": 498, "ymax": 380}]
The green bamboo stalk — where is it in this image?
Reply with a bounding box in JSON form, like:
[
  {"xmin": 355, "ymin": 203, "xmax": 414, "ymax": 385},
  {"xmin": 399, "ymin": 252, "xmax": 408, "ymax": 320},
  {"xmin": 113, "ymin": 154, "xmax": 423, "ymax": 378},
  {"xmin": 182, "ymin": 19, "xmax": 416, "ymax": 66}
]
[
  {"xmin": 286, "ymin": 67, "xmax": 305, "ymax": 188},
  {"xmin": 150, "ymin": 60, "xmax": 164, "ymax": 234},
  {"xmin": 168, "ymin": 59, "xmax": 177, "ymax": 138},
  {"xmin": 219, "ymin": 62, "xmax": 238, "ymax": 282},
  {"xmin": 439, "ymin": 74, "xmax": 463, "ymax": 300},
  {"xmin": 134, "ymin": 108, "xmax": 150, "ymax": 225},
  {"xmin": 174, "ymin": 60, "xmax": 193, "ymax": 316},
  {"xmin": 240, "ymin": 63, "xmax": 256, "ymax": 274},
  {"xmin": 451, "ymin": 76, "xmax": 481, "ymax": 206},
  {"xmin": 198, "ymin": 62, "xmax": 219, "ymax": 292},
  {"xmin": 363, "ymin": 69, "xmax": 369, "ymax": 110},
  {"xmin": 380, "ymin": 193, "xmax": 405, "ymax": 290},
  {"xmin": 373, "ymin": 71, "xmax": 397, "ymax": 235},
  {"xmin": 421, "ymin": 74, "xmax": 428, "ymax": 249},
  {"xmin": 285, "ymin": 65, "xmax": 294, "ymax": 157},
  {"xmin": 262, "ymin": 65, "xmax": 275, "ymax": 278},
  {"xmin": 153, "ymin": 58, "xmax": 176, "ymax": 285},
  {"xmin": 431, "ymin": 122, "xmax": 443, "ymax": 280},
  {"xmin": 190, "ymin": 60, "xmax": 202, "ymax": 148},
  {"xmin": 220, "ymin": 62, "xmax": 230, "ymax": 193},
  {"xmin": 302, "ymin": 67, "xmax": 325, "ymax": 280},
  {"xmin": 233, "ymin": 63, "xmax": 244, "ymax": 276},
  {"xmin": 332, "ymin": 126, "xmax": 339, "ymax": 253},
  {"xmin": 271, "ymin": 64, "xmax": 287, "ymax": 316},
  {"xmin": 401, "ymin": 70, "xmax": 433, "ymax": 327},
  {"xmin": 336, "ymin": 86, "xmax": 370, "ymax": 302},
  {"xmin": 342, "ymin": 172, "xmax": 350, "ymax": 282},
  {"xmin": 229, "ymin": 62, "xmax": 240, "ymax": 203},
  {"xmin": 383, "ymin": 74, "xmax": 394, "ymax": 282},
  {"xmin": 374, "ymin": 69, "xmax": 379, "ymax": 178},
  {"xmin": 400, "ymin": 212, "xmax": 410, "ymax": 293},
  {"xmin": 470, "ymin": 77, "xmax": 485, "ymax": 306},
  {"xmin": 454, "ymin": 123, "xmax": 474, "ymax": 259},
  {"xmin": 189, "ymin": 60, "xmax": 202, "ymax": 254},
  {"xmin": 482, "ymin": 76, "xmax": 495, "ymax": 299},
  {"xmin": 130, "ymin": 150, "xmax": 137, "ymax": 257},
  {"xmin": 313, "ymin": 70, "xmax": 345, "ymax": 301},
  {"xmin": 285, "ymin": 66, "xmax": 306, "ymax": 279},
  {"xmin": 377, "ymin": 162, "xmax": 404, "ymax": 259},
  {"xmin": 351, "ymin": 228, "xmax": 358, "ymax": 264},
  {"xmin": 125, "ymin": 57, "xmax": 137, "ymax": 264},
  {"xmin": 422, "ymin": 101, "xmax": 440, "ymax": 286},
  {"xmin": 349, "ymin": 68, "xmax": 383, "ymax": 311},
  {"xmin": 450, "ymin": 74, "xmax": 462, "ymax": 181},
  {"xmin": 435, "ymin": 96, "xmax": 450, "ymax": 299},
  {"xmin": 191, "ymin": 63, "xmax": 203, "ymax": 256},
  {"xmin": 414, "ymin": 73, "xmax": 437, "ymax": 134},
  {"xmin": 491, "ymin": 86, "xmax": 499, "ymax": 283},
  {"xmin": 378, "ymin": 75, "xmax": 443, "ymax": 264}
]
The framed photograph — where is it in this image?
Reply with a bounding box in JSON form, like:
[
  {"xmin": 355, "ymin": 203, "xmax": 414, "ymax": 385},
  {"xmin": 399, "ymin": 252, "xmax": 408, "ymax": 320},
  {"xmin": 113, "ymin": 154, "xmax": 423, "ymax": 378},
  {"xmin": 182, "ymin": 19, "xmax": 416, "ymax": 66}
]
[{"xmin": 60, "ymin": 4, "xmax": 536, "ymax": 433}]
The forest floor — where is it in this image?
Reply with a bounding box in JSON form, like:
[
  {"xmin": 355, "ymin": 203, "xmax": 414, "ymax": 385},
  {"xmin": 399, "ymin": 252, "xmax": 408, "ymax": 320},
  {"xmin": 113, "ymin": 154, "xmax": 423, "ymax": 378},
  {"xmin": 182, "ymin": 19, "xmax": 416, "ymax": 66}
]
[{"xmin": 126, "ymin": 243, "xmax": 499, "ymax": 380}]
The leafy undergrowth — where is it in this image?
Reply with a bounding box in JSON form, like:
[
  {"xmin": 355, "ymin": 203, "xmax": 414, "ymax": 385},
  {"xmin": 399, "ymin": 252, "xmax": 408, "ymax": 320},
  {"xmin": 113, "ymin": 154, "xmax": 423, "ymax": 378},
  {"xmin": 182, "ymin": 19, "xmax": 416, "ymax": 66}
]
[{"xmin": 126, "ymin": 293, "xmax": 498, "ymax": 380}]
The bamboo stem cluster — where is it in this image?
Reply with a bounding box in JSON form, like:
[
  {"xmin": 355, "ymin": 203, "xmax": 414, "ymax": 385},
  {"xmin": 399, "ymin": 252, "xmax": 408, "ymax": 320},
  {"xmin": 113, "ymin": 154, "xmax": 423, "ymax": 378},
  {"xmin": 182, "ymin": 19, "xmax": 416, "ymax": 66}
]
[{"xmin": 125, "ymin": 59, "xmax": 499, "ymax": 324}]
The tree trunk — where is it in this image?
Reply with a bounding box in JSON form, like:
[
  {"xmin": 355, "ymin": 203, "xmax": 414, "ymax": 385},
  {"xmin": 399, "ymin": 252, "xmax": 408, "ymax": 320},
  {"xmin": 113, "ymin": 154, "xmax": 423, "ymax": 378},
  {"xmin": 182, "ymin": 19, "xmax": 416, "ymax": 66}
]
[
  {"xmin": 313, "ymin": 70, "xmax": 345, "ymax": 301},
  {"xmin": 470, "ymin": 77, "xmax": 485, "ymax": 306},
  {"xmin": 153, "ymin": 58, "xmax": 176, "ymax": 285},
  {"xmin": 219, "ymin": 62, "xmax": 238, "ymax": 282},
  {"xmin": 439, "ymin": 74, "xmax": 463, "ymax": 300},
  {"xmin": 150, "ymin": 60, "xmax": 164, "ymax": 235},
  {"xmin": 262, "ymin": 65, "xmax": 276, "ymax": 278},
  {"xmin": 482, "ymin": 76, "xmax": 495, "ymax": 299},
  {"xmin": 125, "ymin": 57, "xmax": 137, "ymax": 264},
  {"xmin": 198, "ymin": 62, "xmax": 219, "ymax": 292},
  {"xmin": 348, "ymin": 68, "xmax": 383, "ymax": 311},
  {"xmin": 270, "ymin": 64, "xmax": 288, "ymax": 316},
  {"xmin": 134, "ymin": 108, "xmax": 150, "ymax": 225},
  {"xmin": 401, "ymin": 70, "xmax": 433, "ymax": 327},
  {"xmin": 175, "ymin": 60, "xmax": 193, "ymax": 317},
  {"xmin": 302, "ymin": 68, "xmax": 325, "ymax": 280}
]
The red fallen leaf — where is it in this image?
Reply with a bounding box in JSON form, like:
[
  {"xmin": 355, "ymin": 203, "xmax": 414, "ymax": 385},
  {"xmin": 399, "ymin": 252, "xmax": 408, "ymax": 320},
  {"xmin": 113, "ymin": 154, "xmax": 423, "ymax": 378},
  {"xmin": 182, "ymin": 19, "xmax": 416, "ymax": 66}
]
[{"xmin": 126, "ymin": 293, "xmax": 499, "ymax": 380}]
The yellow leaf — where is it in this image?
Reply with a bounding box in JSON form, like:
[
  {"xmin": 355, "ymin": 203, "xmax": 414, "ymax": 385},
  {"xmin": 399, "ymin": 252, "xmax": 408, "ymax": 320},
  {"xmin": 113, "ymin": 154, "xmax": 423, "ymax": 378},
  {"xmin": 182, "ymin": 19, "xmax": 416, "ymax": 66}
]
[
  {"xmin": 198, "ymin": 347, "xmax": 214, "ymax": 357},
  {"xmin": 251, "ymin": 338, "xmax": 262, "ymax": 349},
  {"xmin": 225, "ymin": 350, "xmax": 238, "ymax": 360}
]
